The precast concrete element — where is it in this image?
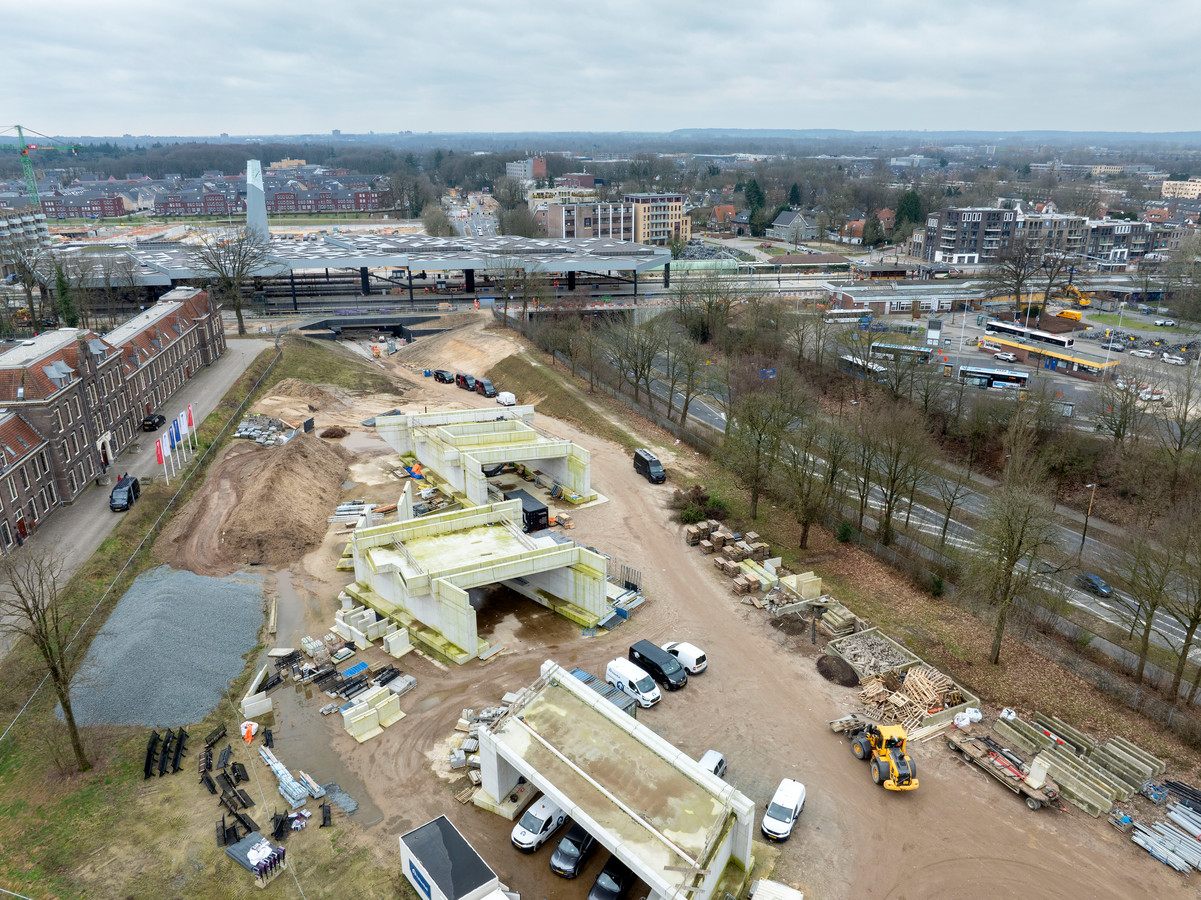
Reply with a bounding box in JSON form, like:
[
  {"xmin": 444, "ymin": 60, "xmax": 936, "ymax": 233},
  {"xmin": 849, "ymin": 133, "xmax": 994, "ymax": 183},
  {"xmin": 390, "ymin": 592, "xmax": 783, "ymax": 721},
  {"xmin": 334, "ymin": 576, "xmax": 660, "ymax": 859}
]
[
  {"xmin": 376, "ymin": 407, "xmax": 595, "ymax": 507},
  {"xmin": 348, "ymin": 502, "xmax": 608, "ymax": 663},
  {"xmin": 477, "ymin": 661, "xmax": 756, "ymax": 900},
  {"xmin": 245, "ymin": 160, "xmax": 269, "ymax": 242}
]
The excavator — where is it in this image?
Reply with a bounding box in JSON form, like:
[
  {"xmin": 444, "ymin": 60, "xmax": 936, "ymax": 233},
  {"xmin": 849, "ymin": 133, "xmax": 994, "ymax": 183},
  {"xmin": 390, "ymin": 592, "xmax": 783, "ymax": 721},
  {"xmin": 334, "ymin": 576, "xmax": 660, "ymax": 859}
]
[
  {"xmin": 850, "ymin": 722, "xmax": 919, "ymax": 791},
  {"xmin": 1061, "ymin": 284, "xmax": 1094, "ymax": 307}
]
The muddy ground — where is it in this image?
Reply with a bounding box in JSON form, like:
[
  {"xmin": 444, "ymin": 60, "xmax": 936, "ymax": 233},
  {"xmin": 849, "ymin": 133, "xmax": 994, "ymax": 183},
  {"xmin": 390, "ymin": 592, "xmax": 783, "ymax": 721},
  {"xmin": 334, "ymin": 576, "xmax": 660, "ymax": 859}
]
[{"xmin": 158, "ymin": 317, "xmax": 1187, "ymax": 900}]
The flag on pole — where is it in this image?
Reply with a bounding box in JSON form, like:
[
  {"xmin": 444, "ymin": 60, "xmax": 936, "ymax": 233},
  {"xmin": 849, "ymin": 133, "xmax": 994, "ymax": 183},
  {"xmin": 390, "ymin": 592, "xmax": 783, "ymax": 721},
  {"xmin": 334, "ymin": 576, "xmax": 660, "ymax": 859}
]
[
  {"xmin": 187, "ymin": 404, "xmax": 194, "ymax": 428},
  {"xmin": 155, "ymin": 439, "xmax": 163, "ymax": 466},
  {"xmin": 187, "ymin": 404, "xmax": 197, "ymax": 450},
  {"xmin": 173, "ymin": 416, "xmax": 186, "ymax": 459}
]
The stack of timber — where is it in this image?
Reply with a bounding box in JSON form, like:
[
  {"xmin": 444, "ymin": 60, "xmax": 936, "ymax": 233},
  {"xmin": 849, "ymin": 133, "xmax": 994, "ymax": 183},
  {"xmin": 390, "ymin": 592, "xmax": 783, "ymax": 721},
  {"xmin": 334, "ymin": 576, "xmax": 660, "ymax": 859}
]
[{"xmin": 856, "ymin": 665, "xmax": 962, "ymax": 731}]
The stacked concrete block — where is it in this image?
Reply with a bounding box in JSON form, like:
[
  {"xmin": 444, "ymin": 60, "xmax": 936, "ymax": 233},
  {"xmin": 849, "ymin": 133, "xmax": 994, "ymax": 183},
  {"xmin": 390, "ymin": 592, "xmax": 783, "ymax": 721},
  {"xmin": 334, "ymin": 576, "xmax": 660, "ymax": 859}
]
[
  {"xmin": 744, "ymin": 531, "xmax": 760, "ymax": 544},
  {"xmin": 336, "ymin": 605, "xmax": 393, "ymax": 650},
  {"xmin": 240, "ymin": 665, "xmax": 274, "ymax": 718},
  {"xmin": 750, "ymin": 542, "xmax": 771, "ymax": 562},
  {"xmin": 341, "ymin": 685, "xmax": 406, "ymax": 743},
  {"xmin": 383, "ymin": 629, "xmax": 412, "ymax": 658}
]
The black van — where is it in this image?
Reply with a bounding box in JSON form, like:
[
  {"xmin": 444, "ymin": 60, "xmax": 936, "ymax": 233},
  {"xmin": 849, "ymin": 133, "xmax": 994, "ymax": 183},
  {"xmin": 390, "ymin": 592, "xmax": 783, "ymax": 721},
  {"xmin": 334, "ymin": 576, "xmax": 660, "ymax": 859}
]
[
  {"xmin": 629, "ymin": 639, "xmax": 687, "ymax": 690},
  {"xmin": 109, "ymin": 476, "xmax": 141, "ymax": 512},
  {"xmin": 633, "ymin": 449, "xmax": 665, "ymax": 484},
  {"xmin": 474, "ymin": 377, "xmax": 497, "ymax": 398},
  {"xmin": 504, "ymin": 489, "xmax": 549, "ymax": 533},
  {"xmin": 455, "ymin": 373, "xmax": 477, "ymax": 391}
]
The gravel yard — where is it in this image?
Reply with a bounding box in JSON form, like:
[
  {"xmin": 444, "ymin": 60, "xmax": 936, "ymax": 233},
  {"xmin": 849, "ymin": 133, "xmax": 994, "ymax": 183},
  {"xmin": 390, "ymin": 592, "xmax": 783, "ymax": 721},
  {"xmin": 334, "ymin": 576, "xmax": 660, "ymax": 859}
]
[{"xmin": 67, "ymin": 566, "xmax": 265, "ymax": 726}]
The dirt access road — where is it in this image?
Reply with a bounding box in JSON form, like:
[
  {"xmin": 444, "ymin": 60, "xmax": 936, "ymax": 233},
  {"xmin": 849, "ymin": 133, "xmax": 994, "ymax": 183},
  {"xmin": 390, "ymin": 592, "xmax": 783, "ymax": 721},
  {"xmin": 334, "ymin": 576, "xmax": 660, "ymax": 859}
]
[{"xmin": 162, "ymin": 321, "xmax": 1183, "ymax": 900}]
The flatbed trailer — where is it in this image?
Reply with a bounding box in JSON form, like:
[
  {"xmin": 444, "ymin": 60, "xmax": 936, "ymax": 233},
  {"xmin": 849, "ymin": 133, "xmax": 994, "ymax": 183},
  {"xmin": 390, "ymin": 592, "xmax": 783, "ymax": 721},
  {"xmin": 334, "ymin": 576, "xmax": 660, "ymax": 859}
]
[{"xmin": 945, "ymin": 730, "xmax": 1059, "ymax": 810}]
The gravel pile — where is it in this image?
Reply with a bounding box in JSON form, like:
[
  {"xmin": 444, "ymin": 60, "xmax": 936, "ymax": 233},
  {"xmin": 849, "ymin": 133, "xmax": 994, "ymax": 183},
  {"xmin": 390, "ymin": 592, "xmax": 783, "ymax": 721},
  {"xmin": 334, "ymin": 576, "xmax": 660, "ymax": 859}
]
[{"xmin": 67, "ymin": 566, "xmax": 264, "ymax": 726}]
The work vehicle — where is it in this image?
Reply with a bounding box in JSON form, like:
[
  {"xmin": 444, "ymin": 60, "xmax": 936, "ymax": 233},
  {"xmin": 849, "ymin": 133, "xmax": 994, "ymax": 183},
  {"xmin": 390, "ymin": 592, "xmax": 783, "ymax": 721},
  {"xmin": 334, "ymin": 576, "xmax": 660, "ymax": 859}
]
[
  {"xmin": 587, "ymin": 855, "xmax": 634, "ymax": 900},
  {"xmin": 496, "ymin": 391, "xmax": 516, "ymax": 406},
  {"xmin": 474, "ymin": 377, "xmax": 497, "ymax": 398},
  {"xmin": 1076, "ymin": 573, "xmax": 1113, "ymax": 597},
  {"xmin": 698, "ymin": 750, "xmax": 727, "ymax": 778},
  {"xmin": 511, "ymin": 795, "xmax": 567, "ymax": 852},
  {"xmin": 945, "ymin": 730, "xmax": 1059, "ymax": 810},
  {"xmin": 633, "ymin": 448, "xmax": 665, "ymax": 484},
  {"xmin": 760, "ymin": 778, "xmax": 806, "ymax": 841},
  {"xmin": 661, "ymin": 641, "xmax": 707, "ymax": 674},
  {"xmin": 549, "ymin": 821, "xmax": 598, "ymax": 878},
  {"xmin": 605, "ymin": 658, "xmax": 660, "ymax": 708},
  {"xmin": 1129, "ymin": 347, "xmax": 1155, "ymax": 358},
  {"xmin": 993, "ymin": 351, "xmax": 1018, "ymax": 363},
  {"xmin": 629, "ymin": 640, "xmax": 687, "ymax": 689},
  {"xmin": 1162, "ymin": 353, "xmax": 1186, "ymax": 366},
  {"xmin": 1056, "ymin": 309, "xmax": 1083, "ymax": 322},
  {"xmin": 109, "ymin": 476, "xmax": 141, "ymax": 512},
  {"xmin": 455, "ymin": 373, "xmax": 477, "ymax": 390},
  {"xmin": 841, "ymin": 719, "xmax": 919, "ymax": 790},
  {"xmin": 141, "ymin": 413, "xmax": 166, "ymax": 431},
  {"xmin": 433, "ymin": 369, "xmax": 454, "ymax": 383},
  {"xmin": 503, "ymin": 489, "xmax": 548, "ymax": 533}
]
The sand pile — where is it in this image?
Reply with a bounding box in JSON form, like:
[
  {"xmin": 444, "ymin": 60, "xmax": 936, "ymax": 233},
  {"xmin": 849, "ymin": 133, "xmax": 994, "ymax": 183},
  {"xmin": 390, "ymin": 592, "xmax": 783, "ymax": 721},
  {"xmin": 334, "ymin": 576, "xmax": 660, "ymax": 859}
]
[
  {"xmin": 221, "ymin": 433, "xmax": 351, "ymax": 568},
  {"xmin": 267, "ymin": 378, "xmax": 338, "ymax": 409}
]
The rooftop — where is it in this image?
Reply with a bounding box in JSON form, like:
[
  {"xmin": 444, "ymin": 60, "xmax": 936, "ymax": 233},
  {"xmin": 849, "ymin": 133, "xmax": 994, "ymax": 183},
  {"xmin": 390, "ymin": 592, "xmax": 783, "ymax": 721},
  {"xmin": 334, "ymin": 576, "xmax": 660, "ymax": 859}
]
[
  {"xmin": 399, "ymin": 816, "xmax": 495, "ymax": 900},
  {"xmin": 0, "ymin": 330, "xmax": 83, "ymax": 368},
  {"xmin": 104, "ymin": 301, "xmax": 184, "ymax": 347}
]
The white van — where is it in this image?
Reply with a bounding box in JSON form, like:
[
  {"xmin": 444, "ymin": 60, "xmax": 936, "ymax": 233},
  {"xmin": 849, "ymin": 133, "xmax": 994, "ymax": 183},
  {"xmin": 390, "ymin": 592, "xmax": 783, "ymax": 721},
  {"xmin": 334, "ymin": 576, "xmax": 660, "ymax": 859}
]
[
  {"xmin": 661, "ymin": 641, "xmax": 707, "ymax": 675},
  {"xmin": 761, "ymin": 778, "xmax": 806, "ymax": 842},
  {"xmin": 605, "ymin": 658, "xmax": 661, "ymax": 708},
  {"xmin": 1162, "ymin": 353, "xmax": 1186, "ymax": 366},
  {"xmin": 511, "ymin": 794, "xmax": 567, "ymax": 852},
  {"xmin": 497, "ymin": 391, "xmax": 516, "ymax": 406}
]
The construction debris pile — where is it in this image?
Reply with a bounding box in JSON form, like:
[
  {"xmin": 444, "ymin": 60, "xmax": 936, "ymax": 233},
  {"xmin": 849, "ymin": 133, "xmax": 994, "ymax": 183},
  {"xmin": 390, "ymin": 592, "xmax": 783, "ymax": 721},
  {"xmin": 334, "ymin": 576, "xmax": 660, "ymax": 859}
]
[
  {"xmin": 448, "ymin": 698, "xmax": 524, "ymax": 796},
  {"xmin": 857, "ymin": 666, "xmax": 964, "ymax": 732},
  {"xmin": 829, "ymin": 629, "xmax": 919, "ymax": 678},
  {"xmin": 683, "ymin": 520, "xmax": 779, "ymax": 598},
  {"xmin": 235, "ymin": 414, "xmax": 293, "ymax": 445},
  {"xmin": 1130, "ymin": 800, "xmax": 1201, "ymax": 873},
  {"xmin": 993, "ymin": 711, "xmax": 1165, "ymax": 818}
]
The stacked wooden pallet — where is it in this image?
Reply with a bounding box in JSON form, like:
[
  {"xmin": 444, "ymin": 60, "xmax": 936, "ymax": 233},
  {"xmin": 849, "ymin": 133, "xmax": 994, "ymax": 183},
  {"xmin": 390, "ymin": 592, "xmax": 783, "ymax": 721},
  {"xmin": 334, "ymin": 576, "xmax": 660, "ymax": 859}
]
[
  {"xmin": 858, "ymin": 666, "xmax": 959, "ymax": 731},
  {"xmin": 684, "ymin": 525, "xmax": 701, "ymax": 546}
]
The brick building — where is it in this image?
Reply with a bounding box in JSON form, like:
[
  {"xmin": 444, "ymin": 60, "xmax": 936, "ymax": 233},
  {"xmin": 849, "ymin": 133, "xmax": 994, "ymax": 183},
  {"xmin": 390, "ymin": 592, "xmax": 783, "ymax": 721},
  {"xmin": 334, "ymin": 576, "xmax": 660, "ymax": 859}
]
[
  {"xmin": 922, "ymin": 207, "xmax": 1016, "ymax": 264},
  {"xmin": 0, "ymin": 287, "xmax": 225, "ymax": 550},
  {"xmin": 40, "ymin": 193, "xmax": 126, "ymax": 219}
]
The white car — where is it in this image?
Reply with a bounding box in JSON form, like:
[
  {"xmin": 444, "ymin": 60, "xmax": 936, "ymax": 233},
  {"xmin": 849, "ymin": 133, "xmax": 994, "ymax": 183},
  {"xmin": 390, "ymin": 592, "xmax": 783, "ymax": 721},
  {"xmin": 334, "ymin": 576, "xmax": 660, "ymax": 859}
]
[
  {"xmin": 661, "ymin": 641, "xmax": 707, "ymax": 674},
  {"xmin": 1139, "ymin": 388, "xmax": 1166, "ymax": 402},
  {"xmin": 496, "ymin": 391, "xmax": 516, "ymax": 406},
  {"xmin": 1129, "ymin": 348, "xmax": 1155, "ymax": 358},
  {"xmin": 1155, "ymin": 319, "xmax": 1177, "ymax": 327},
  {"xmin": 1162, "ymin": 353, "xmax": 1187, "ymax": 366},
  {"xmin": 993, "ymin": 352, "xmax": 1018, "ymax": 363},
  {"xmin": 761, "ymin": 778, "xmax": 806, "ymax": 842},
  {"xmin": 698, "ymin": 750, "xmax": 727, "ymax": 778},
  {"xmin": 511, "ymin": 795, "xmax": 567, "ymax": 852}
]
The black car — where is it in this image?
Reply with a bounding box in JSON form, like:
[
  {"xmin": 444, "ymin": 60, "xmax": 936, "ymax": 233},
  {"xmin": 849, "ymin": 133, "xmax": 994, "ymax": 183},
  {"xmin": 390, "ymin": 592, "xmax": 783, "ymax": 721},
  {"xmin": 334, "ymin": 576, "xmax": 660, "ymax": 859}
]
[
  {"xmin": 433, "ymin": 369, "xmax": 454, "ymax": 383},
  {"xmin": 549, "ymin": 822, "xmax": 598, "ymax": 879},
  {"xmin": 587, "ymin": 855, "xmax": 634, "ymax": 900},
  {"xmin": 141, "ymin": 413, "xmax": 167, "ymax": 431},
  {"xmin": 1076, "ymin": 573, "xmax": 1113, "ymax": 597}
]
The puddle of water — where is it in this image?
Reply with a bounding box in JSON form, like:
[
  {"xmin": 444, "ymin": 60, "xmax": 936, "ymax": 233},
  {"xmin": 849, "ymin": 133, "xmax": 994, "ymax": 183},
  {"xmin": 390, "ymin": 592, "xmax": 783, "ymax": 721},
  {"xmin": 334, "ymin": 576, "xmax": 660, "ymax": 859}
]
[{"xmin": 341, "ymin": 431, "xmax": 388, "ymax": 454}]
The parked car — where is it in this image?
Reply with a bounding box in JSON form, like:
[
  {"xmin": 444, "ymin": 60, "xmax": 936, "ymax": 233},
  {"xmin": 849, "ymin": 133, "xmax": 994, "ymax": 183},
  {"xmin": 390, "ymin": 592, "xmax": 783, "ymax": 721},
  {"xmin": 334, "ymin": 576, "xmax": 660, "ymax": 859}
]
[
  {"xmin": 549, "ymin": 822, "xmax": 599, "ymax": 878},
  {"xmin": 1139, "ymin": 388, "xmax": 1166, "ymax": 402},
  {"xmin": 993, "ymin": 352, "xmax": 1018, "ymax": 363},
  {"xmin": 1098, "ymin": 342, "xmax": 1124, "ymax": 352},
  {"xmin": 1155, "ymin": 319, "xmax": 1177, "ymax": 327},
  {"xmin": 141, "ymin": 413, "xmax": 167, "ymax": 431},
  {"xmin": 761, "ymin": 778, "xmax": 806, "ymax": 842},
  {"xmin": 661, "ymin": 641, "xmax": 707, "ymax": 674},
  {"xmin": 605, "ymin": 658, "xmax": 661, "ymax": 708},
  {"xmin": 511, "ymin": 795, "xmax": 567, "ymax": 852},
  {"xmin": 455, "ymin": 373, "xmax": 477, "ymax": 391},
  {"xmin": 587, "ymin": 855, "xmax": 635, "ymax": 900},
  {"xmin": 633, "ymin": 448, "xmax": 665, "ymax": 484},
  {"xmin": 1076, "ymin": 573, "xmax": 1113, "ymax": 597},
  {"xmin": 629, "ymin": 639, "xmax": 687, "ymax": 689},
  {"xmin": 475, "ymin": 377, "xmax": 498, "ymax": 398},
  {"xmin": 109, "ymin": 476, "xmax": 141, "ymax": 512},
  {"xmin": 496, "ymin": 391, "xmax": 516, "ymax": 406},
  {"xmin": 433, "ymin": 369, "xmax": 454, "ymax": 383},
  {"xmin": 698, "ymin": 750, "xmax": 727, "ymax": 778},
  {"xmin": 1162, "ymin": 353, "xmax": 1186, "ymax": 366},
  {"xmin": 1129, "ymin": 348, "xmax": 1155, "ymax": 358}
]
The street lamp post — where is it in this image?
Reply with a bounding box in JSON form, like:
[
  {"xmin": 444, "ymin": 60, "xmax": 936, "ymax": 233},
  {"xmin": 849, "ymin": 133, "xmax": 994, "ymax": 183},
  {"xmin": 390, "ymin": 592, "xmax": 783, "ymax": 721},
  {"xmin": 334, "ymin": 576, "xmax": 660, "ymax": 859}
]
[{"xmin": 1078, "ymin": 482, "xmax": 1098, "ymax": 562}]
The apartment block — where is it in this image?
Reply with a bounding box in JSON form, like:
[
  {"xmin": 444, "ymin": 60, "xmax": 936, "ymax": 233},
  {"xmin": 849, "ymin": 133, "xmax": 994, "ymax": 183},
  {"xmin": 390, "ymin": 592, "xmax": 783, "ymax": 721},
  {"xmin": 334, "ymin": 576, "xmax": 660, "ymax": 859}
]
[
  {"xmin": 922, "ymin": 207, "xmax": 1015, "ymax": 264},
  {"xmin": 0, "ymin": 287, "xmax": 224, "ymax": 549},
  {"xmin": 623, "ymin": 193, "xmax": 691, "ymax": 246},
  {"xmin": 543, "ymin": 202, "xmax": 634, "ymax": 240},
  {"xmin": 1162, "ymin": 178, "xmax": 1201, "ymax": 200},
  {"xmin": 1016, "ymin": 212, "xmax": 1089, "ymax": 255},
  {"xmin": 505, "ymin": 157, "xmax": 547, "ymax": 180}
]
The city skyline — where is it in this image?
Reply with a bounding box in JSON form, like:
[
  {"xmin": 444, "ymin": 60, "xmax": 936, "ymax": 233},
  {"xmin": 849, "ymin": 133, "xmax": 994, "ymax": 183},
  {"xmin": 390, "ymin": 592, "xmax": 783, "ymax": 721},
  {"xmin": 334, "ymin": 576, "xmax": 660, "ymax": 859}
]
[{"xmin": 3, "ymin": 0, "xmax": 1199, "ymax": 136}]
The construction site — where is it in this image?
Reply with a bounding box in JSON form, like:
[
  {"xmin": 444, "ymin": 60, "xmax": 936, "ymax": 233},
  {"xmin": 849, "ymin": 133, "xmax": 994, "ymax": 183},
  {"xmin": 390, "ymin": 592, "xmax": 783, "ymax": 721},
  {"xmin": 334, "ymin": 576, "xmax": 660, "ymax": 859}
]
[{"xmin": 3, "ymin": 312, "xmax": 1200, "ymax": 900}]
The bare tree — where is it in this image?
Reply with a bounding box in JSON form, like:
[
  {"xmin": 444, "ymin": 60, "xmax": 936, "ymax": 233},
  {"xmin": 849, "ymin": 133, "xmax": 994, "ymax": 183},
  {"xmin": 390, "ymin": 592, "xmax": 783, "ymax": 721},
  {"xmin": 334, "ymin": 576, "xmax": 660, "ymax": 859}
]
[
  {"xmin": 0, "ymin": 226, "xmax": 55, "ymax": 328},
  {"xmin": 571, "ymin": 317, "xmax": 603, "ymax": 391},
  {"xmin": 1153, "ymin": 364, "xmax": 1201, "ymax": 494},
  {"xmin": 668, "ymin": 336, "xmax": 705, "ymax": 426},
  {"xmin": 1118, "ymin": 526, "xmax": 1180, "ymax": 687},
  {"xmin": 0, "ymin": 551, "xmax": 91, "ymax": 772},
  {"xmin": 726, "ymin": 377, "xmax": 808, "ymax": 519},
  {"xmin": 967, "ymin": 456, "xmax": 1062, "ymax": 665},
  {"xmin": 1092, "ymin": 365, "xmax": 1155, "ymax": 448},
  {"xmin": 869, "ymin": 404, "xmax": 929, "ymax": 545},
  {"xmin": 188, "ymin": 227, "xmax": 270, "ymax": 336},
  {"xmin": 850, "ymin": 410, "xmax": 880, "ymax": 531},
  {"xmin": 777, "ymin": 408, "xmax": 827, "ymax": 549},
  {"xmin": 984, "ymin": 238, "xmax": 1043, "ymax": 309},
  {"xmin": 627, "ymin": 319, "xmax": 668, "ymax": 411},
  {"xmin": 1163, "ymin": 499, "xmax": 1201, "ymax": 701},
  {"xmin": 935, "ymin": 467, "xmax": 972, "ymax": 550}
]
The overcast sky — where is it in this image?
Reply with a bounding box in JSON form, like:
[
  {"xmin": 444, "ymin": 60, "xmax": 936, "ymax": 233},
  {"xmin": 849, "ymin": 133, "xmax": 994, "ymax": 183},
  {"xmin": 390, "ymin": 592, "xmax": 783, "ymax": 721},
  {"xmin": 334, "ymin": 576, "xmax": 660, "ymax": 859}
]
[{"xmin": 4, "ymin": 0, "xmax": 1198, "ymax": 137}]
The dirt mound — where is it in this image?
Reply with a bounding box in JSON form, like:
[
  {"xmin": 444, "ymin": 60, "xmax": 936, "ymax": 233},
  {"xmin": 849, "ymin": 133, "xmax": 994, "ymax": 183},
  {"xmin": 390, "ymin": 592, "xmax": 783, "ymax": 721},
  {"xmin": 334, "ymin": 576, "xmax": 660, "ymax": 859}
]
[
  {"xmin": 220, "ymin": 433, "xmax": 351, "ymax": 569},
  {"xmin": 817, "ymin": 654, "xmax": 860, "ymax": 687},
  {"xmin": 320, "ymin": 426, "xmax": 348, "ymax": 439},
  {"xmin": 270, "ymin": 378, "xmax": 338, "ymax": 409}
]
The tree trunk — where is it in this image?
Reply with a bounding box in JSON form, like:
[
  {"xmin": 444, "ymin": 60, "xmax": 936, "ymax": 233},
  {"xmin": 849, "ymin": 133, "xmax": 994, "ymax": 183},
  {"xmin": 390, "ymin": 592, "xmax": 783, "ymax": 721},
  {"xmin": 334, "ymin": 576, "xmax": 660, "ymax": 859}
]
[
  {"xmin": 749, "ymin": 484, "xmax": 760, "ymax": 520},
  {"xmin": 52, "ymin": 676, "xmax": 91, "ymax": 772},
  {"xmin": 1169, "ymin": 622, "xmax": 1198, "ymax": 701},
  {"xmin": 989, "ymin": 601, "xmax": 1010, "ymax": 665},
  {"xmin": 799, "ymin": 520, "xmax": 811, "ymax": 550},
  {"xmin": 939, "ymin": 510, "xmax": 953, "ymax": 548},
  {"xmin": 1135, "ymin": 613, "xmax": 1153, "ymax": 686}
]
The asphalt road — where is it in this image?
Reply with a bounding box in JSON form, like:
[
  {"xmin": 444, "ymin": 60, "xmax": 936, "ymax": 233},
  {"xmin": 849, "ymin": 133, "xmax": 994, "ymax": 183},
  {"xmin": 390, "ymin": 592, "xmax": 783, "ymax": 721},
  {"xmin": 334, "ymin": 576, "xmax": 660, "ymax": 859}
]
[{"xmin": 0, "ymin": 338, "xmax": 271, "ymax": 657}]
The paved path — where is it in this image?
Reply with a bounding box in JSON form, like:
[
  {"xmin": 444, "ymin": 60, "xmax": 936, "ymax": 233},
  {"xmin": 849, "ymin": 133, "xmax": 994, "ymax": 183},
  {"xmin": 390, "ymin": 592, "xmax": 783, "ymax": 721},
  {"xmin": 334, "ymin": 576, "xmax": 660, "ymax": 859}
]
[{"xmin": 0, "ymin": 338, "xmax": 271, "ymax": 656}]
